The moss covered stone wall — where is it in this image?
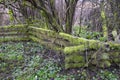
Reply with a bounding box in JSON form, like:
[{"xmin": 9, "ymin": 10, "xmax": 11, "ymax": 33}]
[
  {"xmin": 0, "ymin": 25, "xmax": 29, "ymax": 42},
  {"xmin": 28, "ymin": 26, "xmax": 120, "ymax": 69},
  {"xmin": 0, "ymin": 25, "xmax": 120, "ymax": 69}
]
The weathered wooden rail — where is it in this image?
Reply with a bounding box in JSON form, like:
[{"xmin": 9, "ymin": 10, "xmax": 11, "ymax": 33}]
[{"xmin": 0, "ymin": 25, "xmax": 120, "ymax": 69}]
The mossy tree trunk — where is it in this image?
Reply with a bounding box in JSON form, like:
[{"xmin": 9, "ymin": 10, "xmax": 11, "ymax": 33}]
[
  {"xmin": 100, "ymin": 1, "xmax": 108, "ymax": 40},
  {"xmin": 26, "ymin": 0, "xmax": 78, "ymax": 34},
  {"xmin": 107, "ymin": 0, "xmax": 120, "ymax": 33},
  {"xmin": 65, "ymin": 0, "xmax": 78, "ymax": 34},
  {"xmin": 0, "ymin": 0, "xmax": 79, "ymax": 34}
]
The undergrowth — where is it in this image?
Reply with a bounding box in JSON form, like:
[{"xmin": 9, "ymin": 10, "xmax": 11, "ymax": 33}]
[
  {"xmin": 72, "ymin": 26, "xmax": 107, "ymax": 41},
  {"xmin": 0, "ymin": 42, "xmax": 119, "ymax": 80}
]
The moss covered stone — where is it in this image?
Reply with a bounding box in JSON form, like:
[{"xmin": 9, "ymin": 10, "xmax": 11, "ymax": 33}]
[
  {"xmin": 29, "ymin": 26, "xmax": 57, "ymax": 37},
  {"xmin": 108, "ymin": 42, "xmax": 120, "ymax": 50},
  {"xmin": 65, "ymin": 63, "xmax": 84, "ymax": 69},
  {"xmin": 59, "ymin": 32, "xmax": 87, "ymax": 45},
  {"xmin": 64, "ymin": 45, "xmax": 85, "ymax": 55},
  {"xmin": 0, "ymin": 24, "xmax": 26, "ymax": 29},
  {"xmin": 0, "ymin": 36, "xmax": 29, "ymax": 43},
  {"xmin": 92, "ymin": 60, "xmax": 111, "ymax": 68},
  {"xmin": 99, "ymin": 60, "xmax": 111, "ymax": 68},
  {"xmin": 29, "ymin": 31, "xmax": 71, "ymax": 47},
  {"xmin": 100, "ymin": 53, "xmax": 110, "ymax": 60},
  {"xmin": 0, "ymin": 24, "xmax": 29, "ymax": 43},
  {"xmin": 0, "ymin": 31, "xmax": 26, "ymax": 36},
  {"xmin": 88, "ymin": 40, "xmax": 104, "ymax": 49},
  {"xmin": 29, "ymin": 36, "xmax": 63, "ymax": 51},
  {"xmin": 65, "ymin": 55, "xmax": 84, "ymax": 63},
  {"xmin": 59, "ymin": 32, "xmax": 75, "ymax": 40},
  {"xmin": 111, "ymin": 52, "xmax": 120, "ymax": 57},
  {"xmin": 0, "ymin": 24, "xmax": 27, "ymax": 32}
]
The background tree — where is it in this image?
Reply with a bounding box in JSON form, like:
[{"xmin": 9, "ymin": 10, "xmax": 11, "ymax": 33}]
[
  {"xmin": 0, "ymin": 0, "xmax": 120, "ymax": 40},
  {"xmin": 0, "ymin": 0, "xmax": 79, "ymax": 34}
]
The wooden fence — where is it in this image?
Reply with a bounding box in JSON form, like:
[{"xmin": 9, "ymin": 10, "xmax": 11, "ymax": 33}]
[{"xmin": 0, "ymin": 25, "xmax": 120, "ymax": 69}]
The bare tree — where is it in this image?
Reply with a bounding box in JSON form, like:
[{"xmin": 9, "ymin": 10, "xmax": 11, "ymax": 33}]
[{"xmin": 0, "ymin": 0, "xmax": 79, "ymax": 34}]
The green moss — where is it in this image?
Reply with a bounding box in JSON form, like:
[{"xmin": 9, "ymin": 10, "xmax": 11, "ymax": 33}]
[
  {"xmin": 59, "ymin": 32, "xmax": 104, "ymax": 46},
  {"xmin": 91, "ymin": 53, "xmax": 111, "ymax": 67},
  {"xmin": 29, "ymin": 36, "xmax": 63, "ymax": 51},
  {"xmin": 0, "ymin": 24, "xmax": 26, "ymax": 29},
  {"xmin": 29, "ymin": 31, "xmax": 55, "ymax": 42},
  {"xmin": 59, "ymin": 32, "xmax": 83, "ymax": 45},
  {"xmin": 59, "ymin": 33, "xmax": 77, "ymax": 45},
  {"xmin": 0, "ymin": 27, "xmax": 27, "ymax": 31},
  {"xmin": 29, "ymin": 26, "xmax": 57, "ymax": 37},
  {"xmin": 0, "ymin": 24, "xmax": 29, "ymax": 43},
  {"xmin": 59, "ymin": 32, "xmax": 74, "ymax": 39},
  {"xmin": 108, "ymin": 42, "xmax": 120, "ymax": 50},
  {"xmin": 0, "ymin": 25, "xmax": 120, "ymax": 69},
  {"xmin": 77, "ymin": 38, "xmax": 89, "ymax": 44},
  {"xmin": 101, "ymin": 11, "xmax": 108, "ymax": 38},
  {"xmin": 59, "ymin": 32, "xmax": 106, "ymax": 50},
  {"xmin": 64, "ymin": 45, "xmax": 85, "ymax": 55},
  {"xmin": 0, "ymin": 31, "xmax": 22, "ymax": 35},
  {"xmin": 29, "ymin": 31, "xmax": 45, "ymax": 40},
  {"xmin": 102, "ymin": 24, "xmax": 108, "ymax": 38},
  {"xmin": 54, "ymin": 39, "xmax": 71, "ymax": 47},
  {"xmin": 110, "ymin": 52, "xmax": 120, "ymax": 59},
  {"xmin": 0, "ymin": 25, "xmax": 28, "ymax": 36},
  {"xmin": 89, "ymin": 40, "xmax": 99, "ymax": 49},
  {"xmin": 0, "ymin": 36, "xmax": 29, "ymax": 43},
  {"xmin": 64, "ymin": 41, "xmax": 104, "ymax": 55},
  {"xmin": 29, "ymin": 26, "xmax": 53, "ymax": 32},
  {"xmin": 65, "ymin": 63, "xmax": 84, "ymax": 69},
  {"xmin": 29, "ymin": 36, "xmax": 39, "ymax": 42},
  {"xmin": 0, "ymin": 31, "xmax": 28, "ymax": 37},
  {"xmin": 65, "ymin": 55, "xmax": 84, "ymax": 63},
  {"xmin": 0, "ymin": 25, "xmax": 27, "ymax": 32},
  {"xmin": 88, "ymin": 40, "xmax": 105, "ymax": 50},
  {"xmin": 29, "ymin": 31, "xmax": 71, "ymax": 47}
]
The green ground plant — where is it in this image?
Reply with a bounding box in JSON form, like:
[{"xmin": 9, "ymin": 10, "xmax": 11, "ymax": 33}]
[
  {"xmin": 72, "ymin": 26, "xmax": 107, "ymax": 41},
  {"xmin": 0, "ymin": 42, "xmax": 119, "ymax": 80}
]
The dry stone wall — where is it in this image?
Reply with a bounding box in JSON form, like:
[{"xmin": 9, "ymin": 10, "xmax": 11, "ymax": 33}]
[
  {"xmin": 0, "ymin": 25, "xmax": 120, "ymax": 69},
  {"xmin": 0, "ymin": 25, "xmax": 29, "ymax": 42}
]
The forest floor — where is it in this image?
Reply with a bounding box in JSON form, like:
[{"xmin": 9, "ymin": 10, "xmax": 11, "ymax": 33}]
[{"xmin": 0, "ymin": 42, "xmax": 120, "ymax": 80}]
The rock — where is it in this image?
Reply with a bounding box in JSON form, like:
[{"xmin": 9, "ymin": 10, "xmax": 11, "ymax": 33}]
[{"xmin": 0, "ymin": 5, "xmax": 10, "ymax": 26}]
